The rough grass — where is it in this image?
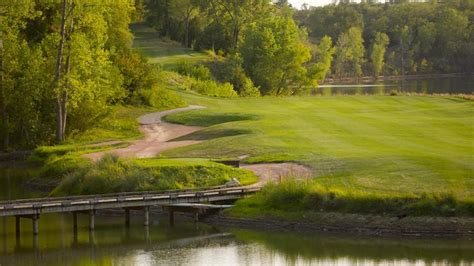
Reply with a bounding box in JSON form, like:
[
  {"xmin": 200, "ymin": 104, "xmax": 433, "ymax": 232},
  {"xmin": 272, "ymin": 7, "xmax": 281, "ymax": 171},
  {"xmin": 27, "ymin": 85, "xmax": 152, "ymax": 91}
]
[
  {"xmin": 132, "ymin": 24, "xmax": 209, "ymax": 69},
  {"xmin": 66, "ymin": 106, "xmax": 153, "ymax": 143},
  {"xmin": 51, "ymin": 155, "xmax": 258, "ymax": 196},
  {"xmin": 163, "ymin": 94, "xmax": 474, "ymax": 202},
  {"xmin": 227, "ymin": 179, "xmax": 474, "ymax": 217},
  {"xmin": 27, "ymin": 106, "xmax": 155, "ymax": 177}
]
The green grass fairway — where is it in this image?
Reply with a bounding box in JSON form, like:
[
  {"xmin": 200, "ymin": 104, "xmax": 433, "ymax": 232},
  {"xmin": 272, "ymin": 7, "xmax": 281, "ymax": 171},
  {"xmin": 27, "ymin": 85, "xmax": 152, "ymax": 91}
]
[
  {"xmin": 164, "ymin": 93, "xmax": 474, "ymax": 200},
  {"xmin": 132, "ymin": 24, "xmax": 209, "ymax": 69}
]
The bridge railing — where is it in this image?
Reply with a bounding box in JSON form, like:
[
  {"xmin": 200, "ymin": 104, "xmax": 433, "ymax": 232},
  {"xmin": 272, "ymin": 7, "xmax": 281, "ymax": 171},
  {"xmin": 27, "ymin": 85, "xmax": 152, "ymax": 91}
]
[{"xmin": 0, "ymin": 185, "xmax": 262, "ymax": 208}]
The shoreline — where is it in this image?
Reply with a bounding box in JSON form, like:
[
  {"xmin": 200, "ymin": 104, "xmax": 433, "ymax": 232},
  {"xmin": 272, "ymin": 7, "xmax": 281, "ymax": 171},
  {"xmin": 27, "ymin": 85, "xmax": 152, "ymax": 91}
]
[
  {"xmin": 321, "ymin": 72, "xmax": 471, "ymax": 84},
  {"xmin": 201, "ymin": 212, "xmax": 474, "ymax": 239}
]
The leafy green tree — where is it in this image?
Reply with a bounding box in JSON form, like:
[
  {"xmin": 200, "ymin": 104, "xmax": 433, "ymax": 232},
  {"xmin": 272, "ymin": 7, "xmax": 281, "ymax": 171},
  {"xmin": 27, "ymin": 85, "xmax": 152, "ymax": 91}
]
[
  {"xmin": 433, "ymin": 7, "xmax": 469, "ymax": 72},
  {"xmin": 204, "ymin": 0, "xmax": 270, "ymax": 49},
  {"xmin": 0, "ymin": 1, "xmax": 37, "ymax": 149},
  {"xmin": 239, "ymin": 15, "xmax": 311, "ymax": 95},
  {"xmin": 46, "ymin": 1, "xmax": 125, "ymax": 142},
  {"xmin": 334, "ymin": 27, "xmax": 365, "ymax": 77},
  {"xmin": 370, "ymin": 32, "xmax": 389, "ymax": 77},
  {"xmin": 171, "ymin": 0, "xmax": 200, "ymax": 47},
  {"xmin": 311, "ymin": 36, "xmax": 335, "ymax": 80}
]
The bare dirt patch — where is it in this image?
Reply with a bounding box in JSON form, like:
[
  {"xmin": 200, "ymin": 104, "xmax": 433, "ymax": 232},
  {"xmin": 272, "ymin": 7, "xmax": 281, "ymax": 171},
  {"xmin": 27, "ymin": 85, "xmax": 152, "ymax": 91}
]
[
  {"xmin": 241, "ymin": 163, "xmax": 313, "ymax": 185},
  {"xmin": 83, "ymin": 105, "xmax": 204, "ymax": 161}
]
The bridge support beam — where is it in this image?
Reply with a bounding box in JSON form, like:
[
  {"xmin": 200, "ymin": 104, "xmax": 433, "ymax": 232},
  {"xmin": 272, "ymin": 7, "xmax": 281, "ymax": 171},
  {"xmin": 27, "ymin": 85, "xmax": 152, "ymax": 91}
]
[
  {"xmin": 124, "ymin": 208, "xmax": 130, "ymax": 227},
  {"xmin": 32, "ymin": 214, "xmax": 39, "ymax": 235},
  {"xmin": 144, "ymin": 207, "xmax": 150, "ymax": 227},
  {"xmin": 72, "ymin": 212, "xmax": 78, "ymax": 231},
  {"xmin": 89, "ymin": 210, "xmax": 95, "ymax": 231},
  {"xmin": 15, "ymin": 216, "xmax": 20, "ymax": 236}
]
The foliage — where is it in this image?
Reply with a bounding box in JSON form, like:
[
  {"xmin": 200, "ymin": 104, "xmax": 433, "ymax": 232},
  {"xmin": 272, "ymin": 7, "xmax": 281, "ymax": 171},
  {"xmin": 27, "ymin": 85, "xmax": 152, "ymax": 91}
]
[
  {"xmin": 51, "ymin": 155, "xmax": 258, "ymax": 196},
  {"xmin": 297, "ymin": 2, "xmax": 473, "ymax": 76},
  {"xmin": 229, "ymin": 179, "xmax": 474, "ymax": 217},
  {"xmin": 239, "ymin": 15, "xmax": 312, "ymax": 95},
  {"xmin": 175, "ymin": 61, "xmax": 212, "ymax": 80},
  {"xmin": 131, "ymin": 85, "xmax": 186, "ymax": 109},
  {"xmin": 370, "ymin": 32, "xmax": 390, "ymax": 77},
  {"xmin": 190, "ymin": 80, "xmax": 238, "ymax": 98},
  {"xmin": 334, "ymin": 27, "xmax": 365, "ymax": 77},
  {"xmin": 0, "ymin": 2, "xmax": 188, "ymax": 150},
  {"xmin": 206, "ymin": 54, "xmax": 260, "ymax": 97},
  {"xmin": 310, "ymin": 36, "xmax": 335, "ymax": 81}
]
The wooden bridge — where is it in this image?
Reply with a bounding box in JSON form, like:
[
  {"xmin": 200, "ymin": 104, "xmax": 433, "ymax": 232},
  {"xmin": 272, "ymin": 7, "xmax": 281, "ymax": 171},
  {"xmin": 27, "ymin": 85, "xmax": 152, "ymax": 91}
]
[{"xmin": 0, "ymin": 186, "xmax": 260, "ymax": 236}]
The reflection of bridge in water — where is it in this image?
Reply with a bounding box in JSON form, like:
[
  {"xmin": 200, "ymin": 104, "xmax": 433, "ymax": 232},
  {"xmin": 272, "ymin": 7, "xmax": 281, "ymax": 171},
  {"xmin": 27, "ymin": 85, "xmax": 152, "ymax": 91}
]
[
  {"xmin": 0, "ymin": 228, "xmax": 236, "ymax": 266},
  {"xmin": 0, "ymin": 186, "xmax": 260, "ymax": 236}
]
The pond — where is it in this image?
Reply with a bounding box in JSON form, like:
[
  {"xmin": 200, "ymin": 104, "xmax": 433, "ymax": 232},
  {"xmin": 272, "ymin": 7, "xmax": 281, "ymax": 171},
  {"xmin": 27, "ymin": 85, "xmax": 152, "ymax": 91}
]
[
  {"xmin": 1, "ymin": 165, "xmax": 473, "ymax": 265},
  {"xmin": 315, "ymin": 76, "xmax": 474, "ymax": 95}
]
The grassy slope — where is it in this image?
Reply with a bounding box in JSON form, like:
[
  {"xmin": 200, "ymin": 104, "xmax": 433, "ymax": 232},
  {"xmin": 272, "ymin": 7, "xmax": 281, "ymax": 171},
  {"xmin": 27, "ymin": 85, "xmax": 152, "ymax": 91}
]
[
  {"xmin": 164, "ymin": 93, "xmax": 474, "ymax": 201},
  {"xmin": 132, "ymin": 24, "xmax": 209, "ymax": 70}
]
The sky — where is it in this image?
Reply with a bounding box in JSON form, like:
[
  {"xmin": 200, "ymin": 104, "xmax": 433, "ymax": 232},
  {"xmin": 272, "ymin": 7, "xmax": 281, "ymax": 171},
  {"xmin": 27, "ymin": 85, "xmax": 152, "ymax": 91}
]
[
  {"xmin": 289, "ymin": 0, "xmax": 333, "ymax": 7},
  {"xmin": 288, "ymin": 0, "xmax": 361, "ymax": 8}
]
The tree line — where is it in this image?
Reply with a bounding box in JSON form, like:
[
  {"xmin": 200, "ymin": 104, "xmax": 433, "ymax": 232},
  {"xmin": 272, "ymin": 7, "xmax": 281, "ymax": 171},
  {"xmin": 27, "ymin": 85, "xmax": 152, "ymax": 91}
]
[
  {"xmin": 142, "ymin": 0, "xmax": 473, "ymax": 81},
  {"xmin": 297, "ymin": 0, "xmax": 473, "ymax": 76}
]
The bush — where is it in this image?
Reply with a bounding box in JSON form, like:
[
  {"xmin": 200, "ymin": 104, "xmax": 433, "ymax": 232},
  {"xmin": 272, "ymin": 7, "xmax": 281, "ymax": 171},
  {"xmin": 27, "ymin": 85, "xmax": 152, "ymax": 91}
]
[
  {"xmin": 230, "ymin": 179, "xmax": 474, "ymax": 217},
  {"xmin": 206, "ymin": 54, "xmax": 260, "ymax": 97},
  {"xmin": 233, "ymin": 73, "xmax": 260, "ymax": 97},
  {"xmin": 114, "ymin": 51, "xmax": 159, "ymax": 101},
  {"xmin": 191, "ymin": 79, "xmax": 238, "ymax": 97},
  {"xmin": 131, "ymin": 85, "xmax": 186, "ymax": 109},
  {"xmin": 175, "ymin": 61, "xmax": 211, "ymax": 80}
]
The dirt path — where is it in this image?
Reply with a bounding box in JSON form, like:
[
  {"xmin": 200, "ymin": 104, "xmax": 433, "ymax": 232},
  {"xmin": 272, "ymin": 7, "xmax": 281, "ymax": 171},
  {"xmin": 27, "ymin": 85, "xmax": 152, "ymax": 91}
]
[
  {"xmin": 83, "ymin": 105, "xmax": 204, "ymax": 161},
  {"xmin": 83, "ymin": 105, "xmax": 313, "ymax": 183}
]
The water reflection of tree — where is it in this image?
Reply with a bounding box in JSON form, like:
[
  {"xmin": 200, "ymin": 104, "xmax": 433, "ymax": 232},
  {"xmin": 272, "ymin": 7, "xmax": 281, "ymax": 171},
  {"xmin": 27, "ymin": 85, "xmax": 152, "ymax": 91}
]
[{"xmin": 232, "ymin": 229, "xmax": 474, "ymax": 265}]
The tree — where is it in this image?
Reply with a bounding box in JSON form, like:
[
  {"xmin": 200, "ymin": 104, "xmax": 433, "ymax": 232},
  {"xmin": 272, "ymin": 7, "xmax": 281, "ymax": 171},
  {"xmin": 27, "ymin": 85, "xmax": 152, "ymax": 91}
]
[
  {"xmin": 0, "ymin": 1, "xmax": 36, "ymax": 149},
  {"xmin": 204, "ymin": 0, "xmax": 269, "ymax": 49},
  {"xmin": 334, "ymin": 27, "xmax": 365, "ymax": 77},
  {"xmin": 370, "ymin": 32, "xmax": 389, "ymax": 77},
  {"xmin": 433, "ymin": 7, "xmax": 469, "ymax": 72},
  {"xmin": 48, "ymin": 1, "xmax": 125, "ymax": 142},
  {"xmin": 239, "ymin": 15, "xmax": 312, "ymax": 95},
  {"xmin": 171, "ymin": 0, "xmax": 200, "ymax": 47},
  {"xmin": 311, "ymin": 36, "xmax": 335, "ymax": 80}
]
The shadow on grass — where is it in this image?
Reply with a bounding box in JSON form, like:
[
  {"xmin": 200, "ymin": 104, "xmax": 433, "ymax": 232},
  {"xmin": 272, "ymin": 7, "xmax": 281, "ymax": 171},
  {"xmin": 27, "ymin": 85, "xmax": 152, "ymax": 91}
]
[
  {"xmin": 171, "ymin": 128, "xmax": 252, "ymax": 141},
  {"xmin": 164, "ymin": 112, "xmax": 259, "ymax": 127}
]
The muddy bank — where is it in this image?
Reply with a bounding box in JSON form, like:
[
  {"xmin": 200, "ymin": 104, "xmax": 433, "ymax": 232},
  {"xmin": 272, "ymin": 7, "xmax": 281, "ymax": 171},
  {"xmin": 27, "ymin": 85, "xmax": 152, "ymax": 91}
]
[{"xmin": 201, "ymin": 213, "xmax": 474, "ymax": 239}]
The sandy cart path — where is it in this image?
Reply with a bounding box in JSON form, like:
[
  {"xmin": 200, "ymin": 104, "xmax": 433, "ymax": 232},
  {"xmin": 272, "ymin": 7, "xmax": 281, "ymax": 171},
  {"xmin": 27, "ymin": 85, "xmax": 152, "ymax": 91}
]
[{"xmin": 83, "ymin": 105, "xmax": 204, "ymax": 161}]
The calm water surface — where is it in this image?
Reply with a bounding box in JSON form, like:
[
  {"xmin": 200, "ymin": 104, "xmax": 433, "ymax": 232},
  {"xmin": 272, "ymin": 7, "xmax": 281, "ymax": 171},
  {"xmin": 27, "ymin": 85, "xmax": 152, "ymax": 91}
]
[
  {"xmin": 316, "ymin": 76, "xmax": 474, "ymax": 95},
  {"xmin": 1, "ymin": 148, "xmax": 474, "ymax": 265}
]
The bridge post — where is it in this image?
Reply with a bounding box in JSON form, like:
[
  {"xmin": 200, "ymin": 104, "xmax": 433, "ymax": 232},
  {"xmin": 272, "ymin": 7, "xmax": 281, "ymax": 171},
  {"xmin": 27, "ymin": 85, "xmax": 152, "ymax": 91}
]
[
  {"xmin": 15, "ymin": 216, "xmax": 20, "ymax": 236},
  {"xmin": 194, "ymin": 212, "xmax": 199, "ymax": 222},
  {"xmin": 32, "ymin": 214, "xmax": 39, "ymax": 235},
  {"xmin": 73, "ymin": 212, "xmax": 78, "ymax": 231},
  {"xmin": 144, "ymin": 206, "xmax": 150, "ymax": 227},
  {"xmin": 89, "ymin": 210, "xmax": 95, "ymax": 231},
  {"xmin": 124, "ymin": 208, "xmax": 130, "ymax": 227}
]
